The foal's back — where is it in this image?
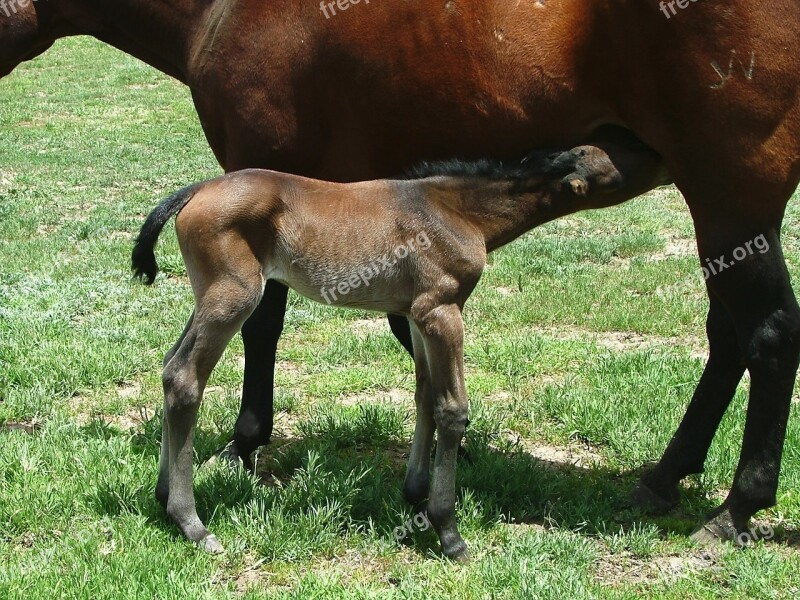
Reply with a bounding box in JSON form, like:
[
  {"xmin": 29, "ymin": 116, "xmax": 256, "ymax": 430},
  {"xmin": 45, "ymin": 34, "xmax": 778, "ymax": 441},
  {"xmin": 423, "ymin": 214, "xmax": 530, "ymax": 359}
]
[{"xmin": 174, "ymin": 169, "xmax": 485, "ymax": 313}]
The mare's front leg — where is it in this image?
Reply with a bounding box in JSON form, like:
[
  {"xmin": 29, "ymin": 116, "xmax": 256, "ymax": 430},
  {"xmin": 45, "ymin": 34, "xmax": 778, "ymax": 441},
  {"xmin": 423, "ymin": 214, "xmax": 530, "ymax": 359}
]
[
  {"xmin": 690, "ymin": 221, "xmax": 800, "ymax": 543},
  {"xmin": 413, "ymin": 304, "xmax": 469, "ymax": 561},
  {"xmin": 220, "ymin": 280, "xmax": 289, "ymax": 469},
  {"xmin": 633, "ymin": 296, "xmax": 745, "ymax": 512},
  {"xmin": 388, "ymin": 314, "xmax": 415, "ymax": 356}
]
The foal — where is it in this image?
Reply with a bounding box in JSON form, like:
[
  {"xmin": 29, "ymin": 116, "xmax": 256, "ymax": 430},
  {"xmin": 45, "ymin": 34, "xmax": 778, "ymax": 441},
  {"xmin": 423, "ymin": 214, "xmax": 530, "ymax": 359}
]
[{"xmin": 133, "ymin": 142, "xmax": 666, "ymax": 559}]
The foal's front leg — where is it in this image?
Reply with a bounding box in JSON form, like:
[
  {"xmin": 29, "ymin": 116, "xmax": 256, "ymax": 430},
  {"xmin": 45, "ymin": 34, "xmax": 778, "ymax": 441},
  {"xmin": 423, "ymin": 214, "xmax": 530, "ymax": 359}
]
[
  {"xmin": 403, "ymin": 323, "xmax": 435, "ymax": 507},
  {"xmin": 413, "ymin": 304, "xmax": 469, "ymax": 561}
]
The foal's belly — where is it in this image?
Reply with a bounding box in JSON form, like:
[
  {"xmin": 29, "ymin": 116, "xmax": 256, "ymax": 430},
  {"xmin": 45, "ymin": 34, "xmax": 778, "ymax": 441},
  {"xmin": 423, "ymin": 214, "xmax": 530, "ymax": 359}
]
[{"xmin": 265, "ymin": 245, "xmax": 416, "ymax": 315}]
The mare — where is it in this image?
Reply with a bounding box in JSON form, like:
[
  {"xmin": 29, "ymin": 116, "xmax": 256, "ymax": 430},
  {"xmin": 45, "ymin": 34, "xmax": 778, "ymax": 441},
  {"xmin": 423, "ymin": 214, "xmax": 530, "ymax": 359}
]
[
  {"xmin": 3, "ymin": 0, "xmax": 800, "ymax": 543},
  {"xmin": 131, "ymin": 141, "xmax": 667, "ymax": 558}
]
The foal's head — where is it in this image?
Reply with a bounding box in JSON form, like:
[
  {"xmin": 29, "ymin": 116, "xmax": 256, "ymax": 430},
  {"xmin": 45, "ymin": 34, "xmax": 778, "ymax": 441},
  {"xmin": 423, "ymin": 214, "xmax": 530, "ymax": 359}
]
[{"xmin": 521, "ymin": 141, "xmax": 667, "ymax": 205}]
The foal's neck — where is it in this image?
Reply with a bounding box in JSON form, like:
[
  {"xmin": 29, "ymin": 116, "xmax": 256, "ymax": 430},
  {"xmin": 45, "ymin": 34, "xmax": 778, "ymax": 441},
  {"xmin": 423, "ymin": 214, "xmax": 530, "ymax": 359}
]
[{"xmin": 429, "ymin": 178, "xmax": 563, "ymax": 253}]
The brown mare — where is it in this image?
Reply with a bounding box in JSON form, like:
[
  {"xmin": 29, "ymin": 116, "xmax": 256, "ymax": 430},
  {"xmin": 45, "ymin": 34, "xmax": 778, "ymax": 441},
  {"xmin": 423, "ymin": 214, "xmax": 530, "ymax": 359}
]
[
  {"xmin": 131, "ymin": 142, "xmax": 667, "ymax": 557},
  {"xmin": 3, "ymin": 0, "xmax": 799, "ymax": 547}
]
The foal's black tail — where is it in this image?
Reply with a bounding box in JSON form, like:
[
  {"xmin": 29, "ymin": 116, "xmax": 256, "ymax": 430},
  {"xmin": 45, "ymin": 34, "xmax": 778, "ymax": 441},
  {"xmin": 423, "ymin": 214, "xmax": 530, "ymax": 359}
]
[{"xmin": 132, "ymin": 183, "xmax": 203, "ymax": 285}]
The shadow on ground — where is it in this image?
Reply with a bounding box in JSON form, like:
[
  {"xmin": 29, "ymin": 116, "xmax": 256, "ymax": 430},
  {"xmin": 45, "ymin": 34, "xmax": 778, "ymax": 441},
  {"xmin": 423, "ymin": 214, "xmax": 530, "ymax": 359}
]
[{"xmin": 80, "ymin": 409, "xmax": 800, "ymax": 553}]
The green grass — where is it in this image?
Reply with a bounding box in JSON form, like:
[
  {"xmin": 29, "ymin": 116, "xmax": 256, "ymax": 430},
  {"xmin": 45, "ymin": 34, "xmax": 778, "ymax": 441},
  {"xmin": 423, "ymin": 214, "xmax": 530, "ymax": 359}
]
[{"xmin": 2, "ymin": 37, "xmax": 800, "ymax": 598}]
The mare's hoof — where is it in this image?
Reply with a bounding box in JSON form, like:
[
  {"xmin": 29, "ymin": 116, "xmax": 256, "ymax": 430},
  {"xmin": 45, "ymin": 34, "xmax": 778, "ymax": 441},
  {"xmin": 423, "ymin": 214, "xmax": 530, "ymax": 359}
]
[
  {"xmin": 691, "ymin": 507, "xmax": 747, "ymax": 547},
  {"xmin": 198, "ymin": 534, "xmax": 225, "ymax": 554},
  {"xmin": 212, "ymin": 442, "xmax": 254, "ymax": 471},
  {"xmin": 630, "ymin": 478, "xmax": 679, "ymax": 515},
  {"xmin": 442, "ymin": 538, "xmax": 469, "ymax": 563}
]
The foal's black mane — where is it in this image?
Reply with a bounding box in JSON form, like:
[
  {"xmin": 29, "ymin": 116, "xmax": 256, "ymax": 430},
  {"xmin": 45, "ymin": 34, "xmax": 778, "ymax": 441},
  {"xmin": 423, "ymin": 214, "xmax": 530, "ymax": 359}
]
[{"xmin": 404, "ymin": 149, "xmax": 561, "ymax": 182}]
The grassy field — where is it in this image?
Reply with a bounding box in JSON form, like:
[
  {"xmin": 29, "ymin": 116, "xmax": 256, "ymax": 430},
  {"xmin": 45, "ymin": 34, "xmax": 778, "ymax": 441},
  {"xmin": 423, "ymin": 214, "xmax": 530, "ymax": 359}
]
[{"xmin": 2, "ymin": 37, "xmax": 800, "ymax": 599}]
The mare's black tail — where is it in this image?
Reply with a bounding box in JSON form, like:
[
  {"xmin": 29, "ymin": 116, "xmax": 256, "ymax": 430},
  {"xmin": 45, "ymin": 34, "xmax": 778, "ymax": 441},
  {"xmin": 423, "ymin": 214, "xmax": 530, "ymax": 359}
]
[{"xmin": 132, "ymin": 183, "xmax": 202, "ymax": 284}]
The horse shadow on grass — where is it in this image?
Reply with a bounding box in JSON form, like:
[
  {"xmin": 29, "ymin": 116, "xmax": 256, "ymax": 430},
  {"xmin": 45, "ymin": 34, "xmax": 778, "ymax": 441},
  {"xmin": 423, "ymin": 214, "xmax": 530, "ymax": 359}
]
[{"xmin": 81, "ymin": 410, "xmax": 800, "ymax": 552}]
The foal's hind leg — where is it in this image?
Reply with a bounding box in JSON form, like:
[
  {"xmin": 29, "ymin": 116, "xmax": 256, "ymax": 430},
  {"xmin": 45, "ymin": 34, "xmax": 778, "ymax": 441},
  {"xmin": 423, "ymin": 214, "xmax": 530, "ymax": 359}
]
[
  {"xmin": 156, "ymin": 312, "xmax": 195, "ymax": 508},
  {"xmin": 162, "ymin": 280, "xmax": 262, "ymax": 553},
  {"xmin": 633, "ymin": 297, "xmax": 745, "ymax": 512}
]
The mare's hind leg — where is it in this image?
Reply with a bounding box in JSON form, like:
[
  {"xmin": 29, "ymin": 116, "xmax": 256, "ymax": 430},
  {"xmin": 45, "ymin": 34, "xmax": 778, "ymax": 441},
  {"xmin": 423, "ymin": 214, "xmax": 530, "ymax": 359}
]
[
  {"xmin": 633, "ymin": 297, "xmax": 745, "ymax": 512},
  {"xmin": 221, "ymin": 281, "xmax": 289, "ymax": 469},
  {"xmin": 223, "ymin": 293, "xmax": 414, "ymax": 470},
  {"xmin": 403, "ymin": 322, "xmax": 435, "ymax": 507},
  {"xmin": 676, "ymin": 214, "xmax": 799, "ymax": 543}
]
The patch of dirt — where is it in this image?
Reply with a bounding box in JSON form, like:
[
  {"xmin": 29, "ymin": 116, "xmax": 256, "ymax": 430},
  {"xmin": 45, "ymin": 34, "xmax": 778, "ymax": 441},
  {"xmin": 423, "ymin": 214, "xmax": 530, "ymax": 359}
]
[
  {"xmin": 349, "ymin": 317, "xmax": 388, "ymax": 337},
  {"xmin": 339, "ymin": 387, "xmax": 412, "ymax": 407},
  {"xmin": 497, "ymin": 429, "xmax": 603, "ymax": 470},
  {"xmin": 529, "ymin": 325, "xmax": 706, "ymax": 360},
  {"xmin": 650, "ymin": 237, "xmax": 697, "ymax": 262},
  {"xmin": 236, "ymin": 358, "xmax": 303, "ymax": 377},
  {"xmin": 104, "ymin": 406, "xmax": 151, "ymax": 431},
  {"xmin": 69, "ymin": 390, "xmax": 151, "ymax": 430},
  {"xmin": 0, "ymin": 420, "xmax": 41, "ymax": 435},
  {"xmin": 230, "ymin": 548, "xmax": 408, "ymax": 595},
  {"xmin": 594, "ymin": 549, "xmax": 720, "ymax": 588},
  {"xmin": 0, "ymin": 169, "xmax": 17, "ymax": 195},
  {"xmin": 117, "ymin": 382, "xmax": 141, "ymax": 400},
  {"xmin": 495, "ymin": 286, "xmax": 518, "ymax": 297},
  {"xmin": 37, "ymin": 224, "xmax": 59, "ymax": 236},
  {"xmin": 106, "ymin": 230, "xmax": 133, "ymax": 241}
]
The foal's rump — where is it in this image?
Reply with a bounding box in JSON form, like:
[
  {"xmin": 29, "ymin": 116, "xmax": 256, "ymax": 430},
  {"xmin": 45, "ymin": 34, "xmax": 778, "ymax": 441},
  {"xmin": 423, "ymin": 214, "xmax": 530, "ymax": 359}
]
[
  {"xmin": 131, "ymin": 170, "xmax": 285, "ymax": 286},
  {"xmin": 132, "ymin": 182, "xmax": 204, "ymax": 284}
]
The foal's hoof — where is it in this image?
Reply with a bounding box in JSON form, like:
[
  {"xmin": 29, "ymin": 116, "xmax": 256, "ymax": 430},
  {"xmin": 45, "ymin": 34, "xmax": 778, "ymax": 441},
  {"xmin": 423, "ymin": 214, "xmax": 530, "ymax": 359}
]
[
  {"xmin": 691, "ymin": 507, "xmax": 747, "ymax": 547},
  {"xmin": 213, "ymin": 441, "xmax": 254, "ymax": 471},
  {"xmin": 197, "ymin": 534, "xmax": 225, "ymax": 554},
  {"xmin": 630, "ymin": 478, "xmax": 679, "ymax": 515}
]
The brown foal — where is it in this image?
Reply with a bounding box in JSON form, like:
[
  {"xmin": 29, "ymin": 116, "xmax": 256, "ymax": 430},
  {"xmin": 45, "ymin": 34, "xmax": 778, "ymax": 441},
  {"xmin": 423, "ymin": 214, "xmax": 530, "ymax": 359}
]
[{"xmin": 132, "ymin": 140, "xmax": 666, "ymax": 558}]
